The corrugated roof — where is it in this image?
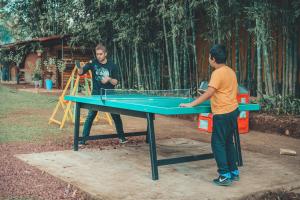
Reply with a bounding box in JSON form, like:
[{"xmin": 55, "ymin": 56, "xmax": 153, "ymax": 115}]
[{"xmin": 0, "ymin": 35, "xmax": 68, "ymax": 49}]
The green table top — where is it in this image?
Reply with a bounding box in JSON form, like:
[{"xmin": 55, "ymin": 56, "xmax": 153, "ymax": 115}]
[{"xmin": 64, "ymin": 95, "xmax": 260, "ymax": 115}]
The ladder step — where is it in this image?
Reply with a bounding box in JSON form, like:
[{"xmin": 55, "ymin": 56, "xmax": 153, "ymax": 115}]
[{"xmin": 49, "ymin": 118, "xmax": 62, "ymax": 125}]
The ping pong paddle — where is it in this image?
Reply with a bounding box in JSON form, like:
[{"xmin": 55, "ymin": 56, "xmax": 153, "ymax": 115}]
[{"xmin": 75, "ymin": 60, "xmax": 81, "ymax": 69}]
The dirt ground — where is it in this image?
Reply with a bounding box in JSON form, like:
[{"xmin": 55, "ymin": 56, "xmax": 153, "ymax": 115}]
[
  {"xmin": 1, "ymin": 83, "xmax": 300, "ymax": 200},
  {"xmin": 250, "ymin": 112, "xmax": 300, "ymax": 139}
]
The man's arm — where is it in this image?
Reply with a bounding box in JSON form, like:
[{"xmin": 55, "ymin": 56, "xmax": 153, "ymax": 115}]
[
  {"xmin": 76, "ymin": 60, "xmax": 90, "ymax": 75},
  {"xmin": 102, "ymin": 63, "xmax": 119, "ymax": 85},
  {"xmin": 77, "ymin": 68, "xmax": 84, "ymax": 75},
  {"xmin": 101, "ymin": 76, "xmax": 118, "ymax": 85},
  {"xmin": 179, "ymin": 86, "xmax": 216, "ymax": 107},
  {"xmin": 110, "ymin": 78, "xmax": 118, "ymax": 85}
]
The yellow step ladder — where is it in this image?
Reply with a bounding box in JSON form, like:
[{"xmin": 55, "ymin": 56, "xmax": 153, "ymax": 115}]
[{"xmin": 48, "ymin": 61, "xmax": 112, "ymax": 129}]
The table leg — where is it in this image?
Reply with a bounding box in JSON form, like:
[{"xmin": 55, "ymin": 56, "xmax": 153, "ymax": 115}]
[
  {"xmin": 146, "ymin": 125, "xmax": 149, "ymax": 144},
  {"xmin": 74, "ymin": 102, "xmax": 80, "ymax": 151},
  {"xmin": 147, "ymin": 113, "xmax": 159, "ymax": 180}
]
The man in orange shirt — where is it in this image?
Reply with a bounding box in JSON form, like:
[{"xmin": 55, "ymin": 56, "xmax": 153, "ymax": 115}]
[{"xmin": 180, "ymin": 44, "xmax": 239, "ymax": 186}]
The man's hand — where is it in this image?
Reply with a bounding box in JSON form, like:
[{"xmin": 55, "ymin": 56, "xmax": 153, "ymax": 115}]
[
  {"xmin": 179, "ymin": 103, "xmax": 193, "ymax": 108},
  {"xmin": 75, "ymin": 60, "xmax": 81, "ymax": 69},
  {"xmin": 101, "ymin": 76, "xmax": 111, "ymax": 84},
  {"xmin": 179, "ymin": 86, "xmax": 216, "ymax": 108},
  {"xmin": 75, "ymin": 60, "xmax": 84, "ymax": 75}
]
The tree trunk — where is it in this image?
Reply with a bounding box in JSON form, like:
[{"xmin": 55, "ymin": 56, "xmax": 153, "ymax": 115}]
[
  {"xmin": 262, "ymin": 43, "xmax": 274, "ymax": 96},
  {"xmin": 141, "ymin": 50, "xmax": 149, "ymax": 90},
  {"xmin": 275, "ymin": 36, "xmax": 279, "ymax": 95},
  {"xmin": 247, "ymin": 33, "xmax": 252, "ymax": 91},
  {"xmin": 134, "ymin": 41, "xmax": 141, "ymax": 89},
  {"xmin": 122, "ymin": 46, "xmax": 129, "ymax": 88},
  {"xmin": 183, "ymin": 29, "xmax": 188, "ymax": 89},
  {"xmin": 288, "ymin": 37, "xmax": 293, "ymax": 96},
  {"xmin": 162, "ymin": 12, "xmax": 173, "ymax": 89},
  {"xmin": 285, "ymin": 37, "xmax": 289, "ymax": 96},
  {"xmin": 149, "ymin": 50, "xmax": 157, "ymax": 90},
  {"xmin": 114, "ymin": 43, "xmax": 124, "ymax": 88},
  {"xmin": 282, "ymin": 36, "xmax": 286, "ymax": 97},
  {"xmin": 256, "ymin": 41, "xmax": 262, "ymax": 99},
  {"xmin": 189, "ymin": 2, "xmax": 198, "ymax": 90},
  {"xmin": 214, "ymin": 0, "xmax": 221, "ymax": 43},
  {"xmin": 235, "ymin": 20, "xmax": 240, "ymax": 83},
  {"xmin": 171, "ymin": 13, "xmax": 180, "ymax": 89},
  {"xmin": 292, "ymin": 35, "xmax": 298, "ymax": 97}
]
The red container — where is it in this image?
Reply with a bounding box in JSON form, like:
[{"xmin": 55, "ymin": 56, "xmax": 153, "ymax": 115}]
[
  {"xmin": 198, "ymin": 93, "xmax": 250, "ymax": 134},
  {"xmin": 198, "ymin": 113, "xmax": 213, "ymax": 132},
  {"xmin": 237, "ymin": 93, "xmax": 250, "ymax": 134}
]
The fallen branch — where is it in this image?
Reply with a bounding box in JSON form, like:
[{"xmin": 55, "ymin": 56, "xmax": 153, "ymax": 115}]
[{"xmin": 280, "ymin": 148, "xmax": 297, "ymax": 156}]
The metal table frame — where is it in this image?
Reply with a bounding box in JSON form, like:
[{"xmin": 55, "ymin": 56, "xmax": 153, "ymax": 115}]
[{"xmin": 73, "ymin": 102, "xmax": 243, "ymax": 180}]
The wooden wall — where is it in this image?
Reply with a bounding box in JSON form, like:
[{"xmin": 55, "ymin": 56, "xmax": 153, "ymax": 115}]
[{"xmin": 22, "ymin": 44, "xmax": 93, "ymax": 89}]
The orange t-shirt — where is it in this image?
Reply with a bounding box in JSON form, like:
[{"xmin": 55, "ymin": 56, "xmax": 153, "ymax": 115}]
[{"xmin": 208, "ymin": 66, "xmax": 238, "ymax": 114}]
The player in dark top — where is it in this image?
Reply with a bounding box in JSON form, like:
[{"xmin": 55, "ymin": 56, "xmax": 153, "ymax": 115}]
[{"xmin": 77, "ymin": 43, "xmax": 127, "ymax": 144}]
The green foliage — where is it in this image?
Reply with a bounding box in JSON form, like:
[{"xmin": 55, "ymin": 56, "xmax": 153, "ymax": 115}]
[
  {"xmin": 43, "ymin": 57, "xmax": 66, "ymax": 73},
  {"xmin": 29, "ymin": 59, "xmax": 42, "ymax": 81},
  {"xmin": 0, "ymin": 24, "xmax": 12, "ymax": 44},
  {"xmin": 0, "ymin": 48, "xmax": 9, "ymax": 62},
  {"xmin": 257, "ymin": 95, "xmax": 300, "ymax": 115},
  {"xmin": 1, "ymin": 0, "xmax": 67, "ymax": 38},
  {"xmin": 56, "ymin": 59, "xmax": 66, "ymax": 73},
  {"xmin": 0, "ymin": 0, "xmax": 299, "ymax": 98},
  {"xmin": 294, "ymin": 1, "xmax": 300, "ymax": 18},
  {"xmin": 244, "ymin": 1, "xmax": 275, "ymax": 45},
  {"xmin": 0, "ymin": 44, "xmax": 29, "ymax": 66}
]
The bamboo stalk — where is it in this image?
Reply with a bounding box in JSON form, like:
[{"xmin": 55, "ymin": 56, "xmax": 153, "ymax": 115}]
[
  {"xmin": 263, "ymin": 43, "xmax": 274, "ymax": 96},
  {"xmin": 247, "ymin": 32, "xmax": 252, "ymax": 91},
  {"xmin": 189, "ymin": 2, "xmax": 198, "ymax": 90},
  {"xmin": 256, "ymin": 40, "xmax": 262, "ymax": 99},
  {"xmin": 292, "ymin": 35, "xmax": 298, "ymax": 97},
  {"xmin": 162, "ymin": 1, "xmax": 173, "ymax": 89},
  {"xmin": 235, "ymin": 20, "xmax": 240, "ymax": 83},
  {"xmin": 282, "ymin": 36, "xmax": 286, "ymax": 97},
  {"xmin": 171, "ymin": 13, "xmax": 180, "ymax": 89},
  {"xmin": 288, "ymin": 36, "xmax": 293, "ymax": 96},
  {"xmin": 134, "ymin": 41, "xmax": 141, "ymax": 89}
]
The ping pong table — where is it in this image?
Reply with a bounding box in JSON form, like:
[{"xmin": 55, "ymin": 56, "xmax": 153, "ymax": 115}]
[{"xmin": 64, "ymin": 94, "xmax": 260, "ymax": 180}]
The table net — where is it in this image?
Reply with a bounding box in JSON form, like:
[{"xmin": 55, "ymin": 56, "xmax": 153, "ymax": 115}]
[{"xmin": 101, "ymin": 89, "xmax": 191, "ymax": 100}]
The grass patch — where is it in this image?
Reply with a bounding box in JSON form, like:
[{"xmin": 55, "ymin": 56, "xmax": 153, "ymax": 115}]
[
  {"xmin": 0, "ymin": 86, "xmax": 57, "ymax": 113},
  {"xmin": 0, "ymin": 85, "xmax": 72, "ymax": 143}
]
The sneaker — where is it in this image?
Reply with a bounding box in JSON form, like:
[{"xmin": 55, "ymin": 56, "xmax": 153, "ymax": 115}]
[
  {"xmin": 213, "ymin": 175, "xmax": 232, "ymax": 186},
  {"xmin": 231, "ymin": 173, "xmax": 240, "ymax": 181},
  {"xmin": 119, "ymin": 138, "xmax": 128, "ymax": 144}
]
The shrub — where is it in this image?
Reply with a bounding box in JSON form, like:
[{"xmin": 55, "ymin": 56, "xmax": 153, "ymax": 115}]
[{"xmin": 256, "ymin": 95, "xmax": 300, "ymax": 115}]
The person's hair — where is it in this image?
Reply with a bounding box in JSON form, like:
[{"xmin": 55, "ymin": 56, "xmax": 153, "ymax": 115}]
[
  {"xmin": 95, "ymin": 43, "xmax": 107, "ymax": 53},
  {"xmin": 209, "ymin": 44, "xmax": 226, "ymax": 64}
]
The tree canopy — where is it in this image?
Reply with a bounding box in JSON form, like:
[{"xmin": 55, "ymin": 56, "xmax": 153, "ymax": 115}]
[{"xmin": 0, "ymin": 0, "xmax": 299, "ymax": 104}]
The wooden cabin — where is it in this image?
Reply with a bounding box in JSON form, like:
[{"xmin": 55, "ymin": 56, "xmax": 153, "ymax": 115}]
[{"xmin": 1, "ymin": 35, "xmax": 93, "ymax": 89}]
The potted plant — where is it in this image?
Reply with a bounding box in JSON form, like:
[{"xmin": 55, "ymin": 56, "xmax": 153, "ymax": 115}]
[
  {"xmin": 56, "ymin": 59, "xmax": 66, "ymax": 73},
  {"xmin": 43, "ymin": 57, "xmax": 55, "ymax": 90},
  {"xmin": 32, "ymin": 60, "xmax": 42, "ymax": 88},
  {"xmin": 36, "ymin": 49, "xmax": 43, "ymax": 57},
  {"xmin": 33, "ymin": 71, "xmax": 42, "ymax": 88},
  {"xmin": 34, "ymin": 43, "xmax": 44, "ymax": 57}
]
